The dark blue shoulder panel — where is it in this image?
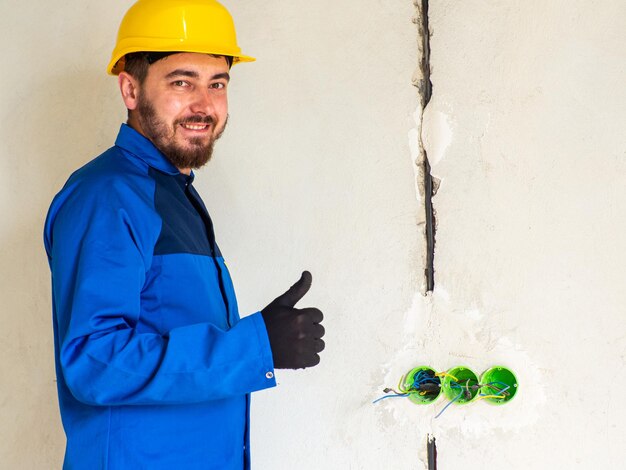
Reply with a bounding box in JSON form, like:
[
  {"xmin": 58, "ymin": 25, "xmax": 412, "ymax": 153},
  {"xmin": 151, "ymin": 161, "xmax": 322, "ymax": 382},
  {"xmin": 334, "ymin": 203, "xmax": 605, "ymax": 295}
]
[{"xmin": 151, "ymin": 168, "xmax": 215, "ymax": 257}]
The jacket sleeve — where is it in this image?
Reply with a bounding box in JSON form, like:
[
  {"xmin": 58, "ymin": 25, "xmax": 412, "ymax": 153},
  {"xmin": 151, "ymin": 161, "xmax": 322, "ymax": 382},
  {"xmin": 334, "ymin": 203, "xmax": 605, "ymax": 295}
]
[{"xmin": 45, "ymin": 178, "xmax": 276, "ymax": 406}]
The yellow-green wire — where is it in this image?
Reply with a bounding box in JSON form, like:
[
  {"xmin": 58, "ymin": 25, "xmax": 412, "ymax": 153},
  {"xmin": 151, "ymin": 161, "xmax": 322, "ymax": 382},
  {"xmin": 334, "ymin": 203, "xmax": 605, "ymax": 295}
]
[
  {"xmin": 476, "ymin": 394, "xmax": 504, "ymax": 401},
  {"xmin": 435, "ymin": 372, "xmax": 459, "ymax": 382}
]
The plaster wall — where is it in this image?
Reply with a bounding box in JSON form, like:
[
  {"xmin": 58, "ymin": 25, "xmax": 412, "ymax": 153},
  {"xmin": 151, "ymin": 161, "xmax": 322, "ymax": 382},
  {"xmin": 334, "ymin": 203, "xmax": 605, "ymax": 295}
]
[
  {"xmin": 0, "ymin": 0, "xmax": 624, "ymax": 469},
  {"xmin": 407, "ymin": 1, "xmax": 626, "ymax": 468},
  {"xmin": 0, "ymin": 0, "xmax": 420, "ymax": 468}
]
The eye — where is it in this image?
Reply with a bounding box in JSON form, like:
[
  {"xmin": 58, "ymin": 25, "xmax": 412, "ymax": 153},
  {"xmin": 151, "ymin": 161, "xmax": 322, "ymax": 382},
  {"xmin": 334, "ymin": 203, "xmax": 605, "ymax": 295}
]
[
  {"xmin": 172, "ymin": 80, "xmax": 189, "ymax": 87},
  {"xmin": 210, "ymin": 82, "xmax": 226, "ymax": 90}
]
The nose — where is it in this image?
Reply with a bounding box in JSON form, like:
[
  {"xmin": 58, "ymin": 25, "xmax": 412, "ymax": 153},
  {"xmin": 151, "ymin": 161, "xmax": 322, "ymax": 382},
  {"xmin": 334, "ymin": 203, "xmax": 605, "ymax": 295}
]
[{"xmin": 189, "ymin": 87, "xmax": 216, "ymax": 115}]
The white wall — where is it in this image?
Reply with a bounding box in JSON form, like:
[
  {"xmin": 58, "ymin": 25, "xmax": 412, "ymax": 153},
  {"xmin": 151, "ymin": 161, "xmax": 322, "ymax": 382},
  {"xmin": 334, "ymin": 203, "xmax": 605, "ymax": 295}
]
[
  {"xmin": 1, "ymin": 1, "xmax": 624, "ymax": 469},
  {"xmin": 409, "ymin": 1, "xmax": 625, "ymax": 468}
]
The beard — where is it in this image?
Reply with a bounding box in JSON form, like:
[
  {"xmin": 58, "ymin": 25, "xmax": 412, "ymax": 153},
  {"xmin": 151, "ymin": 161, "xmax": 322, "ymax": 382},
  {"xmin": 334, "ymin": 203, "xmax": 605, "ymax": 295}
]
[{"xmin": 135, "ymin": 95, "xmax": 227, "ymax": 170}]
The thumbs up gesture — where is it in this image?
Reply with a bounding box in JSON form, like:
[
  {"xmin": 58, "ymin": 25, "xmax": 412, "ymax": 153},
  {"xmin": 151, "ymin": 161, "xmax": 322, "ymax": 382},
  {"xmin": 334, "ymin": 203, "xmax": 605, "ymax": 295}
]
[{"xmin": 261, "ymin": 271, "xmax": 325, "ymax": 369}]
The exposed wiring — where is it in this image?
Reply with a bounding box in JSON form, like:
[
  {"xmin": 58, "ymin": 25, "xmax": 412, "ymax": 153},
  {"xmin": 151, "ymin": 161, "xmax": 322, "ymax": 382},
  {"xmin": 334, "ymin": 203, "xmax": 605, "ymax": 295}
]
[
  {"xmin": 434, "ymin": 377, "xmax": 481, "ymax": 417},
  {"xmin": 373, "ymin": 369, "xmax": 441, "ymax": 404},
  {"xmin": 372, "ymin": 393, "xmax": 409, "ymax": 404},
  {"xmin": 477, "ymin": 381, "xmax": 511, "ymax": 401},
  {"xmin": 434, "ymin": 387, "xmax": 463, "ymax": 419},
  {"xmin": 476, "ymin": 395, "xmax": 504, "ymax": 401},
  {"xmin": 482, "ymin": 381, "xmax": 511, "ymax": 395},
  {"xmin": 374, "ymin": 370, "xmax": 516, "ymax": 413},
  {"xmin": 435, "ymin": 372, "xmax": 459, "ymax": 382}
]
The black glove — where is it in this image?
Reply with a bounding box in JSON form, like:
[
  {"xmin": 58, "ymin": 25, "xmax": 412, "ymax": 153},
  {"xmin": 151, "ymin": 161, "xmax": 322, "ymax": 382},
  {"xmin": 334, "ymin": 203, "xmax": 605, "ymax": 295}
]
[{"xmin": 261, "ymin": 271, "xmax": 325, "ymax": 369}]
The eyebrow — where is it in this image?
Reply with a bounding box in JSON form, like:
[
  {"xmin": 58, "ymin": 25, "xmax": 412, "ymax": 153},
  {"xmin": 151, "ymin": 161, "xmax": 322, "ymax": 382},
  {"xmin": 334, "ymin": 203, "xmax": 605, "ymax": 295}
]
[
  {"xmin": 164, "ymin": 69, "xmax": 231, "ymax": 82},
  {"xmin": 212, "ymin": 72, "xmax": 231, "ymax": 82}
]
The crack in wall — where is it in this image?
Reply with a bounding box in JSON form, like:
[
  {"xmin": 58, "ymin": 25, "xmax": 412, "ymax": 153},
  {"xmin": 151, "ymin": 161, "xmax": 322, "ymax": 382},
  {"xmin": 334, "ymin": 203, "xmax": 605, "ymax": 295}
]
[{"xmin": 413, "ymin": 0, "xmax": 437, "ymax": 293}]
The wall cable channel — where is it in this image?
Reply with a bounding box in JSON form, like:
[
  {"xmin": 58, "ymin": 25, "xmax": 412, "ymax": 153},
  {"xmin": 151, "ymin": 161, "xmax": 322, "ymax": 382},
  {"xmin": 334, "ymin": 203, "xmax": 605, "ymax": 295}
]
[
  {"xmin": 427, "ymin": 434, "xmax": 437, "ymax": 470},
  {"xmin": 419, "ymin": 0, "xmax": 436, "ymax": 292}
]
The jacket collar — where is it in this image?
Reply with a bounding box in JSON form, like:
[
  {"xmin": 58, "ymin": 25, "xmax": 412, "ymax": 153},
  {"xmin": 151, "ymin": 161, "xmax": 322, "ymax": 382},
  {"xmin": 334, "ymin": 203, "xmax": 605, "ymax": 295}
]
[{"xmin": 115, "ymin": 123, "xmax": 185, "ymax": 177}]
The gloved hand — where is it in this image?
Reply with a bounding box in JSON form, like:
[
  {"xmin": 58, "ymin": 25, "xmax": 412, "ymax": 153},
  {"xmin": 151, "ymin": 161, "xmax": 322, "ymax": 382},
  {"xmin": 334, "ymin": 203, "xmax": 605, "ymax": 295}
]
[{"xmin": 261, "ymin": 271, "xmax": 325, "ymax": 369}]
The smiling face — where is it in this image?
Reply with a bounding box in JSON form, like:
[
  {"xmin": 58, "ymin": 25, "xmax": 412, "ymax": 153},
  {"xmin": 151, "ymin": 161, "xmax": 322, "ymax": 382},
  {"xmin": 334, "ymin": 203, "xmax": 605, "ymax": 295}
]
[{"xmin": 119, "ymin": 53, "xmax": 230, "ymax": 173}]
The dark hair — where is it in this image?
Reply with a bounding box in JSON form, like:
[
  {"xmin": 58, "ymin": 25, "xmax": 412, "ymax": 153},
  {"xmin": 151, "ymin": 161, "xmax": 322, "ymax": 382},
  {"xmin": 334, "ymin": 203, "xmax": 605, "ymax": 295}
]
[
  {"xmin": 122, "ymin": 52, "xmax": 151, "ymax": 83},
  {"xmin": 121, "ymin": 52, "xmax": 233, "ymax": 83}
]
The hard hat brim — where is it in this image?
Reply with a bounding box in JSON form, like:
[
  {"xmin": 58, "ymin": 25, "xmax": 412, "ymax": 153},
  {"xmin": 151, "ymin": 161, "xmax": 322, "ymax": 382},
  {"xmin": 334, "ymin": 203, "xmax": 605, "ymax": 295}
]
[{"xmin": 108, "ymin": 44, "xmax": 255, "ymax": 75}]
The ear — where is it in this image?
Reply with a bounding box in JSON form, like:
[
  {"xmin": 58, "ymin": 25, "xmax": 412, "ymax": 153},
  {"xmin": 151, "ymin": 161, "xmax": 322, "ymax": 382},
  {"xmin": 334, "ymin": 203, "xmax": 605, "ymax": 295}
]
[{"xmin": 118, "ymin": 72, "xmax": 140, "ymax": 110}]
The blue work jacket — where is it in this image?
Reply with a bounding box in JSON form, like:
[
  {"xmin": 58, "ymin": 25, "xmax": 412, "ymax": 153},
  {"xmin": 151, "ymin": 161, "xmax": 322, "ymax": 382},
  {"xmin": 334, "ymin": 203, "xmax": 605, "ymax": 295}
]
[{"xmin": 44, "ymin": 124, "xmax": 276, "ymax": 469}]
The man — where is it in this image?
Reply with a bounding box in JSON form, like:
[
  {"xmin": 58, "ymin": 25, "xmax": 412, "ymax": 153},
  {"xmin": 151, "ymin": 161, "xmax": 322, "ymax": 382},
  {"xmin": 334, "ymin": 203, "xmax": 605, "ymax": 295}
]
[{"xmin": 43, "ymin": 1, "xmax": 325, "ymax": 468}]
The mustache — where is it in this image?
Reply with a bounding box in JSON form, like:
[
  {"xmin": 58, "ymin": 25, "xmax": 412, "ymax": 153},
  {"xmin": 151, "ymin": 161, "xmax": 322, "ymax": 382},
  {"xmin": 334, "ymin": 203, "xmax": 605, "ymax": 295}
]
[{"xmin": 176, "ymin": 115, "xmax": 215, "ymax": 125}]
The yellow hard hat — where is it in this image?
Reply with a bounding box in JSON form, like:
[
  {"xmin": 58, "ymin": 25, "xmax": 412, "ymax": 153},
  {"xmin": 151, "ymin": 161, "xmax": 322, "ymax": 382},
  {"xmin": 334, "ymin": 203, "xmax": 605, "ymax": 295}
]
[{"xmin": 107, "ymin": 0, "xmax": 255, "ymax": 75}]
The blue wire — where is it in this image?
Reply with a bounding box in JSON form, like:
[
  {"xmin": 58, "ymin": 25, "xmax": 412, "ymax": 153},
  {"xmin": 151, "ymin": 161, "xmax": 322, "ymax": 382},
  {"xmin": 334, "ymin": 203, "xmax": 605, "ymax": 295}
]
[
  {"xmin": 434, "ymin": 387, "xmax": 464, "ymax": 419},
  {"xmin": 411, "ymin": 371, "xmax": 441, "ymax": 391},
  {"xmin": 372, "ymin": 393, "xmax": 409, "ymax": 404},
  {"xmin": 480, "ymin": 381, "xmax": 510, "ymax": 397},
  {"xmin": 484, "ymin": 381, "xmax": 510, "ymax": 391}
]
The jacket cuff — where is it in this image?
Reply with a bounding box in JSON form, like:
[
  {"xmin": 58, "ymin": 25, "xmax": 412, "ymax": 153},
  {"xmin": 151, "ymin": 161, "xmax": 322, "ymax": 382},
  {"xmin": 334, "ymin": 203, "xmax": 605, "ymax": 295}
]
[{"xmin": 246, "ymin": 311, "xmax": 277, "ymax": 387}]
